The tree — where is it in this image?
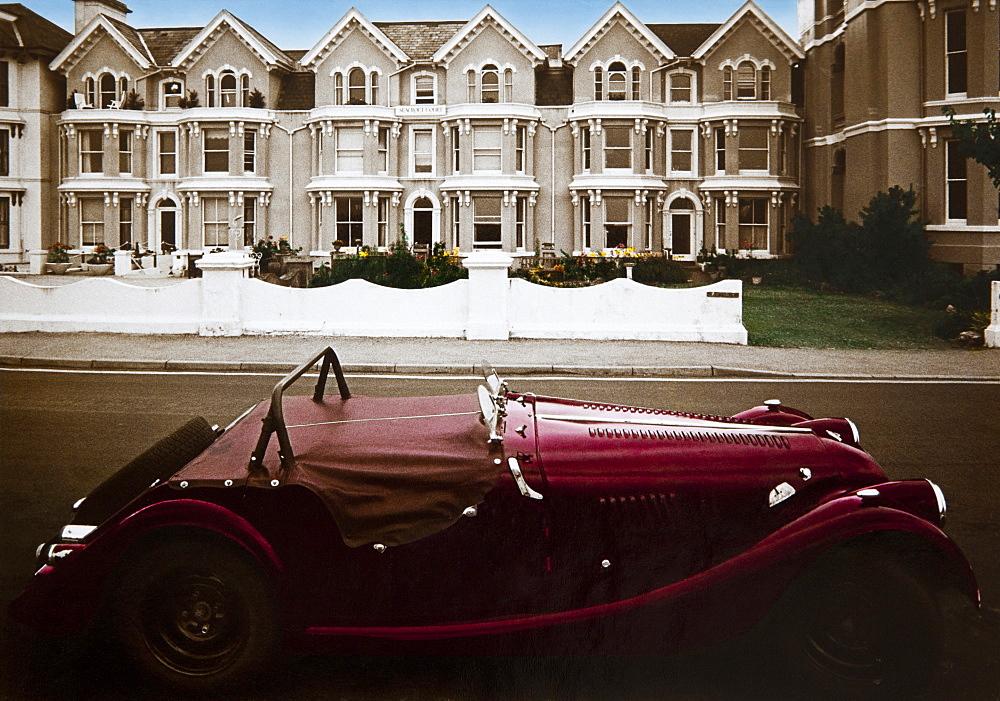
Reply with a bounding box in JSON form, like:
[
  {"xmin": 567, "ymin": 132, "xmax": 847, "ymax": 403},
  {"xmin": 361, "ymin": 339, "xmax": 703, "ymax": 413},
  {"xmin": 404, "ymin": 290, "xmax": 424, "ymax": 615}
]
[{"xmin": 944, "ymin": 106, "xmax": 1000, "ymax": 188}]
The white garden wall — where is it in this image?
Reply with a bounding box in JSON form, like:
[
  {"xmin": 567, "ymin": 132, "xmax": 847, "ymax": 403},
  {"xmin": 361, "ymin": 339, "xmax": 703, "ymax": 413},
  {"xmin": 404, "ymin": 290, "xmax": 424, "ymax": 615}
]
[{"xmin": 0, "ymin": 251, "xmax": 749, "ymax": 344}]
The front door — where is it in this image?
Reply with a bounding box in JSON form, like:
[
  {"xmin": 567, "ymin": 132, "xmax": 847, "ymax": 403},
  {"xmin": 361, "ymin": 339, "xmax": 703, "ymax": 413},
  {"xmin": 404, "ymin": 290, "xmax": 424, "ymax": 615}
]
[
  {"xmin": 158, "ymin": 209, "xmax": 176, "ymax": 251},
  {"xmin": 670, "ymin": 213, "xmax": 691, "ymax": 257},
  {"xmin": 413, "ymin": 210, "xmax": 432, "ymax": 246}
]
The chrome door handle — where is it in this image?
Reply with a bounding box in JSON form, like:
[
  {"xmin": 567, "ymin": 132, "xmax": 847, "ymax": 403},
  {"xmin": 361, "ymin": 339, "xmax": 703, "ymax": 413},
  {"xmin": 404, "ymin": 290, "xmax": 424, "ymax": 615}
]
[{"xmin": 508, "ymin": 457, "xmax": 543, "ymax": 500}]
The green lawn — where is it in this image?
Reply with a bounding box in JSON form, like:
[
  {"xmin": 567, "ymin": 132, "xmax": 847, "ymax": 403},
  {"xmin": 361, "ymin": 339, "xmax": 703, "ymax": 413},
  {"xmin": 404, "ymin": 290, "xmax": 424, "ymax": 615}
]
[{"xmin": 742, "ymin": 286, "xmax": 953, "ymax": 349}]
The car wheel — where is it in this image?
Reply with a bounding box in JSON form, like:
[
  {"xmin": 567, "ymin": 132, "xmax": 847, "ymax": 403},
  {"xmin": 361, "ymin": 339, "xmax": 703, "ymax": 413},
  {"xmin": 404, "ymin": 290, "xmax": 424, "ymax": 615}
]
[
  {"xmin": 115, "ymin": 539, "xmax": 279, "ymax": 691},
  {"xmin": 776, "ymin": 555, "xmax": 942, "ymax": 700}
]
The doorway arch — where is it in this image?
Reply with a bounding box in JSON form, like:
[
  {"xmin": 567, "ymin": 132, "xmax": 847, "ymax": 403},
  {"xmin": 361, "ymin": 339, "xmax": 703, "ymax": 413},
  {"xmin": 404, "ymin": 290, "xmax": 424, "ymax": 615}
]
[{"xmin": 404, "ymin": 191, "xmax": 439, "ymax": 247}]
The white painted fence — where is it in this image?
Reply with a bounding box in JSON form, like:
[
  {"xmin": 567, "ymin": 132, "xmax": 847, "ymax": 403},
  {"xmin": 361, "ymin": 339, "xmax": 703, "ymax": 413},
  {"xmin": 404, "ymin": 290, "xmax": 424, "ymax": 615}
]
[{"xmin": 0, "ymin": 251, "xmax": 748, "ymax": 344}]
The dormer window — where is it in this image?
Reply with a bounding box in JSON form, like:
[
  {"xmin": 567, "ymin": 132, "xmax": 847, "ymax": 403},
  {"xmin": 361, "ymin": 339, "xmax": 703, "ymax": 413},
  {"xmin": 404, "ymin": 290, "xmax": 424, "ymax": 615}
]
[
  {"xmin": 669, "ymin": 73, "xmax": 692, "ymax": 103},
  {"xmin": 162, "ymin": 81, "xmax": 183, "ymax": 109},
  {"xmin": 414, "ymin": 74, "xmax": 436, "ymax": 104},
  {"xmin": 99, "ymin": 74, "xmax": 116, "ymax": 108}
]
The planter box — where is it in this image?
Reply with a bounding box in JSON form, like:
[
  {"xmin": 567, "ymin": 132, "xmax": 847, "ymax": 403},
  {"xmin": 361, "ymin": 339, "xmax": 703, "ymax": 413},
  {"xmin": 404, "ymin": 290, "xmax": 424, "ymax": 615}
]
[
  {"xmin": 83, "ymin": 263, "xmax": 113, "ymax": 276},
  {"xmin": 46, "ymin": 262, "xmax": 72, "ymax": 274}
]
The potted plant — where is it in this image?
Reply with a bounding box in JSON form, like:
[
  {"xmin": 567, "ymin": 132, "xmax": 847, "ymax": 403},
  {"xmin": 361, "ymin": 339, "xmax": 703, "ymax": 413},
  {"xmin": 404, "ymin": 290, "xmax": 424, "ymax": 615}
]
[
  {"xmin": 84, "ymin": 243, "xmax": 115, "ymax": 275},
  {"xmin": 46, "ymin": 242, "xmax": 73, "ymax": 274}
]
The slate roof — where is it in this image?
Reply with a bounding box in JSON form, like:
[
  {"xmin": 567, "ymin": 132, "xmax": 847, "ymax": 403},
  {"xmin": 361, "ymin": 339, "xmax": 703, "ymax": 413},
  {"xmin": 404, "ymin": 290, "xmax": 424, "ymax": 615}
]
[
  {"xmin": 0, "ymin": 3, "xmax": 72, "ymax": 55},
  {"xmin": 107, "ymin": 15, "xmax": 152, "ymax": 62},
  {"xmin": 647, "ymin": 23, "xmax": 721, "ymax": 57},
  {"xmin": 137, "ymin": 27, "xmax": 201, "ymax": 65},
  {"xmin": 227, "ymin": 11, "xmax": 297, "ymax": 67},
  {"xmin": 374, "ymin": 21, "xmax": 465, "ymax": 61}
]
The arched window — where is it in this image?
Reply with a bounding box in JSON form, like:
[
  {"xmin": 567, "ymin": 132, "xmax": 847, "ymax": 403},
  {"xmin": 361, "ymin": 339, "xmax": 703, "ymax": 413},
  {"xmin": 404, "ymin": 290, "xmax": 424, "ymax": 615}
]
[
  {"xmin": 370, "ymin": 71, "xmax": 379, "ymax": 105},
  {"xmin": 205, "ymin": 74, "xmax": 216, "ymax": 107},
  {"xmin": 594, "ymin": 67, "xmax": 603, "ymax": 100},
  {"xmin": 99, "ymin": 73, "xmax": 116, "ymax": 108},
  {"xmin": 220, "ymin": 71, "xmax": 237, "ymax": 107},
  {"xmin": 348, "ymin": 67, "xmax": 366, "ymax": 104},
  {"xmin": 241, "ymin": 74, "xmax": 250, "ymax": 107},
  {"xmin": 760, "ymin": 66, "xmax": 771, "ymax": 100},
  {"xmin": 608, "ymin": 61, "xmax": 627, "ymax": 100},
  {"xmin": 84, "ymin": 77, "xmax": 96, "ymax": 107},
  {"xmin": 414, "ymin": 74, "xmax": 435, "ymax": 104},
  {"xmin": 467, "ymin": 70, "xmax": 476, "ymax": 103},
  {"xmin": 118, "ymin": 76, "xmax": 128, "ymax": 100},
  {"xmin": 631, "ymin": 66, "xmax": 641, "ymax": 100},
  {"xmin": 670, "ymin": 197, "xmax": 695, "ymax": 210},
  {"xmin": 504, "ymin": 68, "xmax": 513, "ymax": 102},
  {"xmin": 723, "ymin": 66, "xmax": 733, "ymax": 100},
  {"xmin": 334, "ymin": 72, "xmax": 344, "ymax": 105},
  {"xmin": 736, "ymin": 61, "xmax": 756, "ymax": 99},
  {"xmin": 481, "ymin": 64, "xmax": 499, "ymax": 103}
]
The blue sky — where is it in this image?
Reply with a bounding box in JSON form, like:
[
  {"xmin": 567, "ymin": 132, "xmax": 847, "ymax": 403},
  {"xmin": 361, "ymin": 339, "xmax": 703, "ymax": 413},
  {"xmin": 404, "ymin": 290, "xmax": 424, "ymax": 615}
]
[{"xmin": 26, "ymin": 0, "xmax": 800, "ymax": 51}]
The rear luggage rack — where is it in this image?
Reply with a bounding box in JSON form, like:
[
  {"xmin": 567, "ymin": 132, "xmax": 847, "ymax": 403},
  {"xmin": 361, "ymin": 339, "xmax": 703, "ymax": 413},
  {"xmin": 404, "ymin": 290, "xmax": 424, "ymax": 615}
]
[{"xmin": 249, "ymin": 347, "xmax": 351, "ymax": 473}]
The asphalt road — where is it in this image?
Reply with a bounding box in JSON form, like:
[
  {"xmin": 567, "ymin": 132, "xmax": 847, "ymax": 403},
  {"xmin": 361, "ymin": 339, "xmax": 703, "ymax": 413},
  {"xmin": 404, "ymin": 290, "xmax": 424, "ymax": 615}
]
[{"xmin": 1, "ymin": 369, "xmax": 998, "ymax": 700}]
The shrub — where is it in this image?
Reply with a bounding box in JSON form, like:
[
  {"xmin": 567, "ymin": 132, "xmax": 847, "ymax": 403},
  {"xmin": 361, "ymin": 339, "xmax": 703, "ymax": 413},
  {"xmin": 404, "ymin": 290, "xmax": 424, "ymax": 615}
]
[
  {"xmin": 309, "ymin": 240, "xmax": 466, "ymax": 289},
  {"xmin": 631, "ymin": 256, "xmax": 688, "ymax": 285}
]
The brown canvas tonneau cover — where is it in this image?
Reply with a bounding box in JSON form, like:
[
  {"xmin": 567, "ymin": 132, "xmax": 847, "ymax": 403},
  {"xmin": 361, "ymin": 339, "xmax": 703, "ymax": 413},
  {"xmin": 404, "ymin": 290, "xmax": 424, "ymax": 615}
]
[{"xmin": 173, "ymin": 394, "xmax": 504, "ymax": 547}]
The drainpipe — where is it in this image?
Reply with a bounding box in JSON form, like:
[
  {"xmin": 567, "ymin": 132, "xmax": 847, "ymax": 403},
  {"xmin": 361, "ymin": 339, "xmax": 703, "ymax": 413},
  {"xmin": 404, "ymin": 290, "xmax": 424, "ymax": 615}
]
[
  {"xmin": 273, "ymin": 121, "xmax": 307, "ymax": 247},
  {"xmin": 542, "ymin": 119, "xmax": 567, "ymax": 244}
]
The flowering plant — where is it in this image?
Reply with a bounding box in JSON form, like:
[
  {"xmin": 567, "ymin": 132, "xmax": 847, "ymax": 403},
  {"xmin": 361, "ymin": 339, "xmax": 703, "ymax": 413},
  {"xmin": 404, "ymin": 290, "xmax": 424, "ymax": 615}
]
[
  {"xmin": 86, "ymin": 243, "xmax": 115, "ymax": 264},
  {"xmin": 46, "ymin": 241, "xmax": 72, "ymax": 264}
]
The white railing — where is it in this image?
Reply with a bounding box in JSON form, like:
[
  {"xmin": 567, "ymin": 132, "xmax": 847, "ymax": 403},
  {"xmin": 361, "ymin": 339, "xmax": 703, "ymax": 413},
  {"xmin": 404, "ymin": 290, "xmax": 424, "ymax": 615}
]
[{"xmin": 0, "ymin": 251, "xmax": 748, "ymax": 344}]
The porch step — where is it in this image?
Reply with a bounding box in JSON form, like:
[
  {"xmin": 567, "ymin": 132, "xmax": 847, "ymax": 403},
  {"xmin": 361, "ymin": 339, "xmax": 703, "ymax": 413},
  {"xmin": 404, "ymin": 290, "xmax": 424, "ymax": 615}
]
[{"xmin": 677, "ymin": 261, "xmax": 713, "ymax": 285}]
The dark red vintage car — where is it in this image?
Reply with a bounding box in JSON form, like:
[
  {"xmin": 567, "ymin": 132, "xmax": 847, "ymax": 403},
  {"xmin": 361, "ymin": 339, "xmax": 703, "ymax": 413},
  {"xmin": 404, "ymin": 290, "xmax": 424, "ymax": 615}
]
[{"xmin": 9, "ymin": 348, "xmax": 979, "ymax": 698}]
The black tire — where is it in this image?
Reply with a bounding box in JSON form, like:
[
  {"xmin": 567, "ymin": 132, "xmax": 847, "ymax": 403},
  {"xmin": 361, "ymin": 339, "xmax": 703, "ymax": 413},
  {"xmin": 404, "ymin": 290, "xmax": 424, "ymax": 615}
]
[
  {"xmin": 74, "ymin": 416, "xmax": 218, "ymax": 526},
  {"xmin": 115, "ymin": 538, "xmax": 280, "ymax": 692},
  {"xmin": 776, "ymin": 555, "xmax": 943, "ymax": 700}
]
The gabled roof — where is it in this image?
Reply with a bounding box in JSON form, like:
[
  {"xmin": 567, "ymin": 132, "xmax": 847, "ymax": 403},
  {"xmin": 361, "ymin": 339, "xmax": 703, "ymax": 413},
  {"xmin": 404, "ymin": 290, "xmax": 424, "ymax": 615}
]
[
  {"xmin": 432, "ymin": 5, "xmax": 548, "ymax": 67},
  {"xmin": 564, "ymin": 2, "xmax": 674, "ymax": 66},
  {"xmin": 692, "ymin": 1, "xmax": 804, "ymax": 61},
  {"xmin": 375, "ymin": 21, "xmax": 464, "ymax": 61},
  {"xmin": 50, "ymin": 12, "xmax": 153, "ymax": 72},
  {"xmin": 300, "ymin": 8, "xmax": 408, "ymax": 69},
  {"xmin": 170, "ymin": 10, "xmax": 297, "ymax": 71},
  {"xmin": 0, "ymin": 3, "xmax": 72, "ymax": 56},
  {"xmin": 647, "ymin": 24, "xmax": 720, "ymax": 58}
]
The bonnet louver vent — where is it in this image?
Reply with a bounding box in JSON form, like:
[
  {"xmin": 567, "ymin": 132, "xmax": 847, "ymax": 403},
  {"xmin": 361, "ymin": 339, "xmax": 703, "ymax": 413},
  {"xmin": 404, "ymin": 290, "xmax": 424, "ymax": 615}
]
[
  {"xmin": 587, "ymin": 426, "xmax": 791, "ymax": 449},
  {"xmin": 599, "ymin": 493, "xmax": 673, "ymax": 526}
]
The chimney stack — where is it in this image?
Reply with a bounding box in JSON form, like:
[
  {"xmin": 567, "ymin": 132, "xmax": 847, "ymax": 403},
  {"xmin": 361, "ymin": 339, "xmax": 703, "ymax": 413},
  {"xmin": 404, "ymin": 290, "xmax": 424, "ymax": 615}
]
[{"xmin": 73, "ymin": 0, "xmax": 131, "ymax": 33}]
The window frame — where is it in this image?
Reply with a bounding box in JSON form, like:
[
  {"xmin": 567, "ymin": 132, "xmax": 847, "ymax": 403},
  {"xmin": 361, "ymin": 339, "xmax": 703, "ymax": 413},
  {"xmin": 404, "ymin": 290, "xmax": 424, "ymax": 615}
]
[
  {"xmin": 118, "ymin": 129, "xmax": 133, "ymax": 175},
  {"xmin": 0, "ymin": 128, "xmax": 9, "ymax": 177},
  {"xmin": 669, "ymin": 72, "xmax": 692, "ymax": 103},
  {"xmin": 202, "ymin": 196, "xmax": 229, "ymax": 248},
  {"xmin": 243, "ymin": 128, "xmax": 257, "ymax": 174},
  {"xmin": 80, "ymin": 129, "xmax": 104, "ymax": 174},
  {"xmin": 414, "ymin": 73, "xmax": 436, "ymax": 105},
  {"xmin": 0, "ymin": 195, "xmax": 10, "ymax": 248},
  {"xmin": 411, "ymin": 127, "xmax": 435, "ymax": 176},
  {"xmin": 157, "ymin": 130, "xmax": 177, "ymax": 176},
  {"xmin": 203, "ymin": 128, "xmax": 229, "ymax": 173},
  {"xmin": 335, "ymin": 196, "xmax": 363, "ymax": 246},
  {"xmin": 473, "ymin": 195, "xmax": 502, "ymax": 248},
  {"xmin": 79, "ymin": 197, "xmax": 104, "ymax": 247},
  {"xmin": 736, "ymin": 62, "xmax": 757, "ymax": 100},
  {"xmin": 473, "ymin": 125, "xmax": 502, "ymax": 173},
  {"xmin": 335, "ymin": 127, "xmax": 364, "ymax": 174},
  {"xmin": 670, "ymin": 129, "xmax": 693, "ymax": 173},
  {"xmin": 604, "ymin": 196, "xmax": 631, "ymax": 248},
  {"xmin": 946, "ymin": 139, "xmax": 968, "ymax": 221},
  {"xmin": 737, "ymin": 196, "xmax": 768, "ymax": 250},
  {"xmin": 604, "ymin": 125, "xmax": 632, "ymax": 171},
  {"xmin": 119, "ymin": 196, "xmax": 133, "ymax": 247},
  {"xmin": 738, "ymin": 126, "xmax": 769, "ymax": 171},
  {"xmin": 946, "ymin": 10, "xmax": 968, "ymax": 96},
  {"xmin": 243, "ymin": 196, "xmax": 256, "ymax": 246}
]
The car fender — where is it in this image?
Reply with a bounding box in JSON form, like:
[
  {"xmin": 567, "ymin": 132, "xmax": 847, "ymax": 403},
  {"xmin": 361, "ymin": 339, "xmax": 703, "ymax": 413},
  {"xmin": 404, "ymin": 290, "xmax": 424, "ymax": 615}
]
[
  {"xmin": 303, "ymin": 490, "xmax": 978, "ymax": 641},
  {"xmin": 8, "ymin": 497, "xmax": 283, "ymax": 636}
]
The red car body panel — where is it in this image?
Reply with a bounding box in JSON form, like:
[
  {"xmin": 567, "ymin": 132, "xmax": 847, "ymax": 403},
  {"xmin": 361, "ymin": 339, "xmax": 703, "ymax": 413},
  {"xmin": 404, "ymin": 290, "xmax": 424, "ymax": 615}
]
[{"xmin": 8, "ymin": 354, "xmax": 980, "ymax": 659}]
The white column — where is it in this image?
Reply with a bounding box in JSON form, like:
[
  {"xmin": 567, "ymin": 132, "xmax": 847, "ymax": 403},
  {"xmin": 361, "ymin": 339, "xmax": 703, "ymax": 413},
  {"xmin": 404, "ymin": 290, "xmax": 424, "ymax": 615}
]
[
  {"xmin": 196, "ymin": 251, "xmax": 254, "ymax": 336},
  {"xmin": 113, "ymin": 250, "xmax": 131, "ymax": 276},
  {"xmin": 986, "ymin": 281, "xmax": 1000, "ymax": 348},
  {"xmin": 463, "ymin": 250, "xmax": 513, "ymax": 340},
  {"xmin": 28, "ymin": 250, "xmax": 46, "ymax": 275}
]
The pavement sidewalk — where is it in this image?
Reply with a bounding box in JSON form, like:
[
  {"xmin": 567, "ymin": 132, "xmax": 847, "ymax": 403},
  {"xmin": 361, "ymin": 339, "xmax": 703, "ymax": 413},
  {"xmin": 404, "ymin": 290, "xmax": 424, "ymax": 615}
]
[{"xmin": 0, "ymin": 331, "xmax": 997, "ymax": 380}]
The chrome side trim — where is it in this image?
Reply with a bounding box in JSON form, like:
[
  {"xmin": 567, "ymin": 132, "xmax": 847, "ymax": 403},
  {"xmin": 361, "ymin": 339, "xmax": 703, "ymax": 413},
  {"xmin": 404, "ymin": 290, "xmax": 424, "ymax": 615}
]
[
  {"xmin": 60, "ymin": 524, "xmax": 97, "ymax": 541},
  {"xmin": 846, "ymin": 417, "xmax": 861, "ymax": 444}
]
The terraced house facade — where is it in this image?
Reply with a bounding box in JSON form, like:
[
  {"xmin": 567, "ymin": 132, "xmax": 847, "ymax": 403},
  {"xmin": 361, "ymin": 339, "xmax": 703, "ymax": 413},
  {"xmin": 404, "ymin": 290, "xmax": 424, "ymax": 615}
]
[{"xmin": 42, "ymin": 0, "xmax": 803, "ymax": 263}]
